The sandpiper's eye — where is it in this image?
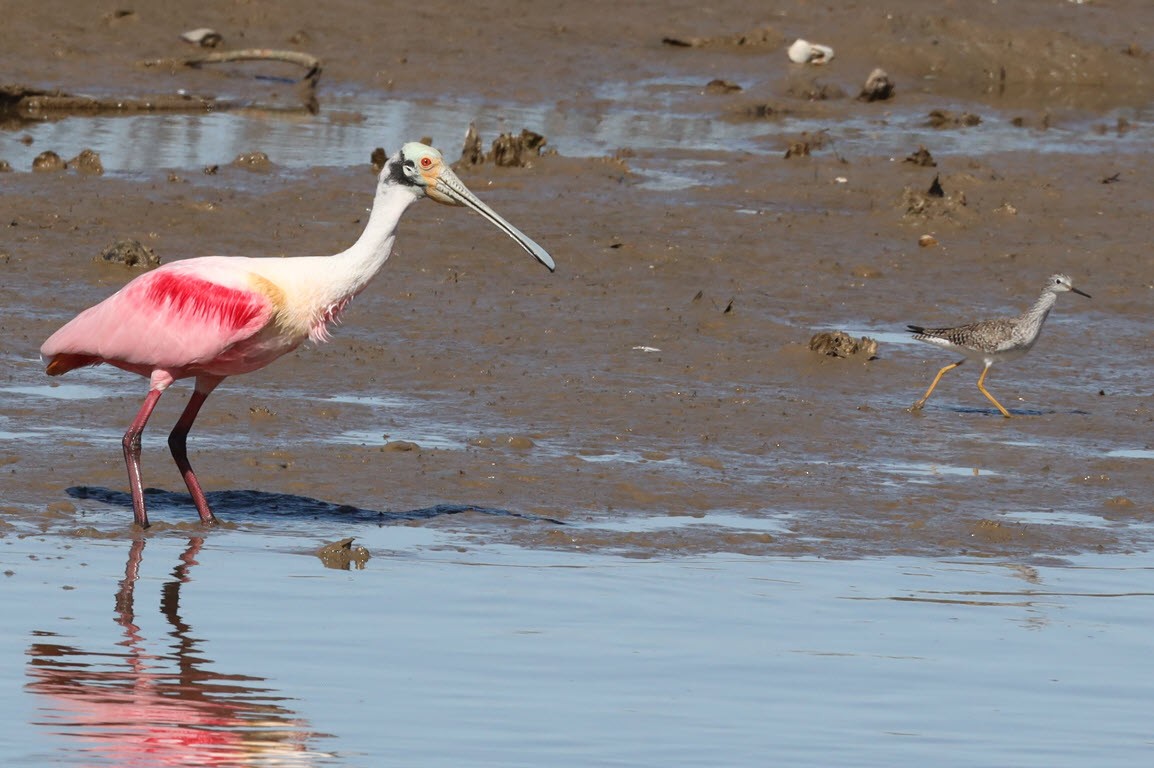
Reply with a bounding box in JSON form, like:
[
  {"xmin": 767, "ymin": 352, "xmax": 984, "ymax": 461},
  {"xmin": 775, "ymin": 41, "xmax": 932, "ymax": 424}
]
[{"xmin": 420, "ymin": 156, "xmax": 434, "ymax": 170}]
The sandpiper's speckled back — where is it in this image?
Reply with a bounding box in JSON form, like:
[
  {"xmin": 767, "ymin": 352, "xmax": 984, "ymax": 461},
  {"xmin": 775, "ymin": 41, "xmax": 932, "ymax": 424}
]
[{"xmin": 908, "ymin": 273, "xmax": 1090, "ymax": 363}]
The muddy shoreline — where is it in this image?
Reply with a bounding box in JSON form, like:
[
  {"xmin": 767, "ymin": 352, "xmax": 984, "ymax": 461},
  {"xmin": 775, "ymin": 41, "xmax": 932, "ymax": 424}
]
[{"xmin": 3, "ymin": 1, "xmax": 1153, "ymax": 559}]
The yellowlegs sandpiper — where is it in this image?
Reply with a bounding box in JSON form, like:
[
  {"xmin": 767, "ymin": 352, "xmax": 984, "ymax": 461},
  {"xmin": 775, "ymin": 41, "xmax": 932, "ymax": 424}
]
[{"xmin": 907, "ymin": 273, "xmax": 1091, "ymax": 418}]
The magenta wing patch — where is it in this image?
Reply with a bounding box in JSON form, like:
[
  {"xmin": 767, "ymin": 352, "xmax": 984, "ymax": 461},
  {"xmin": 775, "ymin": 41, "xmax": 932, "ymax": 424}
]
[{"xmin": 42, "ymin": 265, "xmax": 276, "ymax": 372}]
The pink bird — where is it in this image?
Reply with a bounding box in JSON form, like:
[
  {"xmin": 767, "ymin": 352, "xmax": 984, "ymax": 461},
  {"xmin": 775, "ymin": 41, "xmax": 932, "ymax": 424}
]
[{"xmin": 41, "ymin": 142, "xmax": 554, "ymax": 528}]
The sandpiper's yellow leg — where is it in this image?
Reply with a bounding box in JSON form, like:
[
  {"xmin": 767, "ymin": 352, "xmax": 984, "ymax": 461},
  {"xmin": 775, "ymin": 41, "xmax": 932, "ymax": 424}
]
[
  {"xmin": 910, "ymin": 360, "xmax": 963, "ymax": 412},
  {"xmin": 976, "ymin": 364, "xmax": 1012, "ymax": 418}
]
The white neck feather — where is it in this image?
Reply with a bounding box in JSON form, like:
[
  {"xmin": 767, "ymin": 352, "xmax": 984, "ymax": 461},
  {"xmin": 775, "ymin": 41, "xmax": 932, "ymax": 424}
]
[
  {"xmin": 1025, "ymin": 288, "xmax": 1058, "ymax": 321},
  {"xmin": 332, "ymin": 174, "xmax": 421, "ymax": 294},
  {"xmin": 1014, "ymin": 288, "xmax": 1059, "ymax": 344},
  {"xmin": 297, "ymin": 173, "xmax": 421, "ymax": 343}
]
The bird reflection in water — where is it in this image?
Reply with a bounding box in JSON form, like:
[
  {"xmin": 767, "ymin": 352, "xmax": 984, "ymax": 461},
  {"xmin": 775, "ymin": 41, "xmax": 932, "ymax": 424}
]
[{"xmin": 26, "ymin": 537, "xmax": 329, "ymax": 766}]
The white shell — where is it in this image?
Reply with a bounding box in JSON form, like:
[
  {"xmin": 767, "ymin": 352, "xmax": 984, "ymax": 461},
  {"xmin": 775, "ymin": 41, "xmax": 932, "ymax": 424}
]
[
  {"xmin": 180, "ymin": 28, "xmax": 223, "ymax": 47},
  {"xmin": 787, "ymin": 39, "xmax": 835, "ymax": 65}
]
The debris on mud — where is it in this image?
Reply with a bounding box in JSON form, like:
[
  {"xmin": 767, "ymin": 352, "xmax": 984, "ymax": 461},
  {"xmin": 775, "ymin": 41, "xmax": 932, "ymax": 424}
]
[
  {"xmin": 2, "ymin": 44, "xmax": 322, "ymax": 117},
  {"xmin": 969, "ymin": 518, "xmax": 1022, "ymax": 545},
  {"xmin": 744, "ymin": 103, "xmax": 783, "ymax": 119},
  {"xmin": 95, "ymin": 239, "xmax": 160, "ymax": 269},
  {"xmin": 901, "ymin": 176, "xmax": 970, "ymax": 223},
  {"xmin": 492, "ymin": 131, "xmax": 547, "ymax": 166},
  {"xmin": 458, "ymin": 123, "xmax": 548, "ymax": 168},
  {"xmin": 851, "ymin": 266, "xmax": 883, "ymax": 279},
  {"xmin": 382, "ymin": 440, "xmax": 420, "ymax": 452},
  {"xmin": 28, "ymin": 148, "xmax": 104, "ymax": 174},
  {"xmin": 68, "ymin": 149, "xmax": 104, "ymax": 174},
  {"xmin": 1010, "ymin": 113, "xmax": 1054, "ymax": 131},
  {"xmin": 370, "ymin": 147, "xmax": 388, "ymax": 173},
  {"xmin": 927, "ymin": 174, "xmax": 945, "ymax": 198},
  {"xmin": 784, "ymin": 141, "xmax": 810, "ymax": 159},
  {"xmin": 460, "ymin": 125, "xmax": 484, "ymax": 165},
  {"xmin": 231, "ymin": 151, "xmax": 273, "ymax": 171},
  {"xmin": 858, "ymin": 68, "xmax": 894, "ymax": 101},
  {"xmin": 662, "ymin": 25, "xmax": 783, "ymax": 49},
  {"xmin": 904, "ymin": 146, "xmax": 937, "ymax": 167},
  {"xmin": 782, "ymin": 130, "xmax": 830, "ymax": 158},
  {"xmin": 141, "ymin": 48, "xmax": 322, "ymax": 87},
  {"xmin": 31, "ymin": 151, "xmax": 65, "ymax": 172},
  {"xmin": 2, "ymin": 83, "xmax": 219, "ymax": 114},
  {"xmin": 704, "ymin": 79, "xmax": 742, "ymax": 94},
  {"xmin": 784, "ymin": 78, "xmax": 844, "ymax": 101},
  {"xmin": 808, "ymin": 331, "xmax": 879, "ymax": 360},
  {"xmin": 456, "ymin": 125, "xmax": 480, "ymax": 164},
  {"xmin": 928, "ymin": 109, "xmax": 982, "ymax": 128},
  {"xmin": 315, "ymin": 537, "xmax": 371, "ymax": 570},
  {"xmin": 689, "ymin": 289, "xmax": 736, "ymax": 316}
]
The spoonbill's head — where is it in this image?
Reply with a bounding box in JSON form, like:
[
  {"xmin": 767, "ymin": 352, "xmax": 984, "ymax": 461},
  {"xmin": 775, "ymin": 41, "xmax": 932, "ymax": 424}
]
[{"xmin": 389, "ymin": 142, "xmax": 555, "ymax": 272}]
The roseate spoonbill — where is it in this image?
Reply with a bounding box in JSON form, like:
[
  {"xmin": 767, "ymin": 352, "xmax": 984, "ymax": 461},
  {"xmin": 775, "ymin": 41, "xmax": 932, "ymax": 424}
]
[
  {"xmin": 41, "ymin": 142, "xmax": 554, "ymax": 527},
  {"xmin": 907, "ymin": 274, "xmax": 1089, "ymax": 417}
]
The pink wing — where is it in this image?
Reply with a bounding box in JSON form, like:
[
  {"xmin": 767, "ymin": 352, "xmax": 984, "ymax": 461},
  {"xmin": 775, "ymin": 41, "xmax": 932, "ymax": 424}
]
[{"xmin": 42, "ymin": 259, "xmax": 276, "ymax": 377}]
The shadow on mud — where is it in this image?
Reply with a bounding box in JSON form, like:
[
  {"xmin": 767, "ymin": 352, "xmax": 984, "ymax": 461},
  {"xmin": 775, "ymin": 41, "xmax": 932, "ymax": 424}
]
[
  {"xmin": 923, "ymin": 405, "xmax": 1091, "ymax": 418},
  {"xmin": 66, "ymin": 486, "xmax": 565, "ymax": 526}
]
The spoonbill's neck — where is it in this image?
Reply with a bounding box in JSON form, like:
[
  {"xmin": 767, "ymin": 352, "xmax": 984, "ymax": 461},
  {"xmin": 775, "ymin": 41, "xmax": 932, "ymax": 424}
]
[{"xmin": 333, "ymin": 178, "xmax": 421, "ymax": 292}]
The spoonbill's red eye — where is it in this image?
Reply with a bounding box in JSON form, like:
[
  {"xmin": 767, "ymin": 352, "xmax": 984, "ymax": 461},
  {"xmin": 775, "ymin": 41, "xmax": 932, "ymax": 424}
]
[{"xmin": 420, "ymin": 156, "xmax": 434, "ymax": 169}]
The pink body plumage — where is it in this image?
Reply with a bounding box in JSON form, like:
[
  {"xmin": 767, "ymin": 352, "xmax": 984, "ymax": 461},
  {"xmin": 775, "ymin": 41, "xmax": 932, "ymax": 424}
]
[{"xmin": 43, "ymin": 259, "xmax": 287, "ymax": 381}]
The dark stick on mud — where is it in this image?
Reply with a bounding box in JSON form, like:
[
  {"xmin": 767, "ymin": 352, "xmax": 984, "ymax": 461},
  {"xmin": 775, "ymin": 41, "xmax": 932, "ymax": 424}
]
[
  {"xmin": 2, "ymin": 46, "xmax": 323, "ymax": 116},
  {"xmin": 142, "ymin": 48, "xmax": 323, "ymax": 86},
  {"xmin": 3, "ymin": 86, "xmax": 221, "ymax": 114}
]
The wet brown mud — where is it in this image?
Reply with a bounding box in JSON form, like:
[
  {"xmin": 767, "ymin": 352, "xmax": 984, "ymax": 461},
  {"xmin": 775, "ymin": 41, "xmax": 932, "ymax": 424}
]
[{"xmin": 2, "ymin": 1, "xmax": 1153, "ymax": 560}]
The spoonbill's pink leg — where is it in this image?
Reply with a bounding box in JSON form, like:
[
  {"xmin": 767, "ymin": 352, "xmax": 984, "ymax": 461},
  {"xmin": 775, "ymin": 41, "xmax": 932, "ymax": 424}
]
[
  {"xmin": 167, "ymin": 377, "xmax": 223, "ymax": 525},
  {"xmin": 123, "ymin": 389, "xmax": 165, "ymax": 528}
]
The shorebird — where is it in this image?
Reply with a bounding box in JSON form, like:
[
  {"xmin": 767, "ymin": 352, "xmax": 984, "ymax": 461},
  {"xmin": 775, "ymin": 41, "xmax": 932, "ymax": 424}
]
[
  {"xmin": 907, "ymin": 273, "xmax": 1090, "ymax": 417},
  {"xmin": 41, "ymin": 142, "xmax": 554, "ymax": 527}
]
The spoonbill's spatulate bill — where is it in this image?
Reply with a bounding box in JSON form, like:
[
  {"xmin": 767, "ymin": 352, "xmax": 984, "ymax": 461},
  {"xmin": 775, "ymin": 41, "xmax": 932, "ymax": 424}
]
[
  {"xmin": 907, "ymin": 273, "xmax": 1090, "ymax": 418},
  {"xmin": 41, "ymin": 142, "xmax": 554, "ymax": 527}
]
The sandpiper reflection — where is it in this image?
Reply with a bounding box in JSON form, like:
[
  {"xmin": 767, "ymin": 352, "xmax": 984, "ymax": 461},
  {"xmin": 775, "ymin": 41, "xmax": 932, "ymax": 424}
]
[{"xmin": 26, "ymin": 537, "xmax": 330, "ymax": 766}]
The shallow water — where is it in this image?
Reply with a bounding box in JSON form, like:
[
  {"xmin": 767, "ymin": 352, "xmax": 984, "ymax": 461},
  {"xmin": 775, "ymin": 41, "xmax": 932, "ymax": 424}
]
[
  {"xmin": 6, "ymin": 367, "xmax": 1142, "ymax": 765},
  {"xmin": 4, "ymin": 530, "xmax": 1153, "ymax": 767},
  {"xmin": 7, "ymin": 83, "xmax": 1154, "ymax": 184}
]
